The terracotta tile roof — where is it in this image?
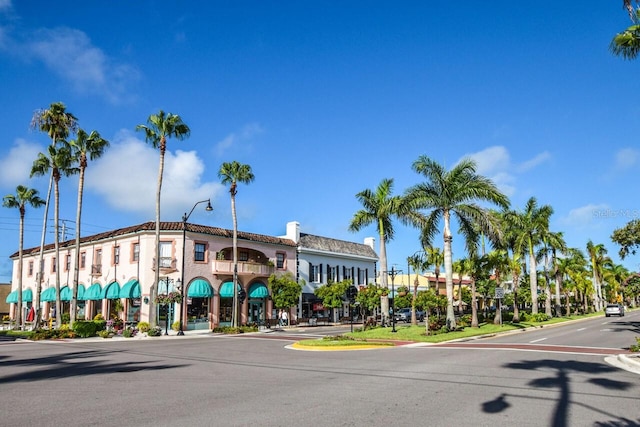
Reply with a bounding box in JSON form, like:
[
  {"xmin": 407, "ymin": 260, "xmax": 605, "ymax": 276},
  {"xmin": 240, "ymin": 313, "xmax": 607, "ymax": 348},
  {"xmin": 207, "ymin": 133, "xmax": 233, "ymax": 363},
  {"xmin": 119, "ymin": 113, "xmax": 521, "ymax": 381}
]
[
  {"xmin": 10, "ymin": 221, "xmax": 296, "ymax": 258},
  {"xmin": 298, "ymin": 233, "xmax": 378, "ymax": 259}
]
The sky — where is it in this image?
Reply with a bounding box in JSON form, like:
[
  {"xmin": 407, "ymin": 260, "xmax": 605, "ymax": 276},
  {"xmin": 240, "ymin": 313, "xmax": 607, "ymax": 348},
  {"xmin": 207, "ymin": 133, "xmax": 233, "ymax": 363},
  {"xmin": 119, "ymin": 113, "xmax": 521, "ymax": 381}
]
[{"xmin": 1, "ymin": 1, "xmax": 640, "ymax": 284}]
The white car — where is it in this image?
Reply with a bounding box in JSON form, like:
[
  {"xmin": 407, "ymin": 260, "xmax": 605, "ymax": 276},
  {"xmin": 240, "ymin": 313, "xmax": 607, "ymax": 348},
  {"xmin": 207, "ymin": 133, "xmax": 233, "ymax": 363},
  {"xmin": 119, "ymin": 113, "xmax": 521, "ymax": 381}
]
[{"xmin": 605, "ymin": 304, "xmax": 625, "ymax": 317}]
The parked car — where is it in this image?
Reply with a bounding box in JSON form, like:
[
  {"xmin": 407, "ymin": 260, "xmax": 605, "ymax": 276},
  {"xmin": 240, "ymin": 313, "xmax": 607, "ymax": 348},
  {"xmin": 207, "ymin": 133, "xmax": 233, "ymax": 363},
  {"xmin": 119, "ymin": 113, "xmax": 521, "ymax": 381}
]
[
  {"xmin": 604, "ymin": 303, "xmax": 625, "ymax": 317},
  {"xmin": 394, "ymin": 307, "xmax": 424, "ymax": 322}
]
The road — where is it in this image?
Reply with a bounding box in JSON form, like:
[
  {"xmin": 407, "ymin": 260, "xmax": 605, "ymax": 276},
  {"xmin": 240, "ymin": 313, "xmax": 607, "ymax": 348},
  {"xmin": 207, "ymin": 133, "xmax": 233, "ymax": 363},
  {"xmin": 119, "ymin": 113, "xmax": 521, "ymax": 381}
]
[{"xmin": 0, "ymin": 312, "xmax": 638, "ymax": 427}]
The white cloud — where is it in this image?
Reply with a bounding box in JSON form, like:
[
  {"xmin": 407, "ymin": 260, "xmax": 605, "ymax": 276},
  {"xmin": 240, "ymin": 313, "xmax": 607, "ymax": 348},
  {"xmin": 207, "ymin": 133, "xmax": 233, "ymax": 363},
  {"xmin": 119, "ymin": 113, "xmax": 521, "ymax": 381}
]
[
  {"xmin": 519, "ymin": 151, "xmax": 551, "ymax": 172},
  {"xmin": 614, "ymin": 148, "xmax": 639, "ymax": 171},
  {"xmin": 465, "ymin": 146, "xmax": 510, "ymax": 175},
  {"xmin": 87, "ymin": 131, "xmax": 223, "ymax": 219},
  {"xmin": 215, "ymin": 123, "xmax": 264, "ymax": 157},
  {"xmin": 558, "ymin": 203, "xmax": 609, "ymax": 229},
  {"xmin": 8, "ymin": 27, "xmax": 140, "ymax": 104},
  {"xmin": 0, "ymin": 139, "xmax": 42, "ymax": 188}
]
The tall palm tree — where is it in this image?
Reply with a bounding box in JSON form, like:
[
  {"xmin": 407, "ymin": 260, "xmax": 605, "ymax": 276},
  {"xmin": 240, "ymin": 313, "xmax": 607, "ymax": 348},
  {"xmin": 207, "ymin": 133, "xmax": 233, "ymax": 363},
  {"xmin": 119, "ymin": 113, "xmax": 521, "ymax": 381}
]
[
  {"xmin": 405, "ymin": 156, "xmax": 509, "ymax": 329},
  {"xmin": 137, "ymin": 110, "xmax": 190, "ymax": 328},
  {"xmin": 30, "ymin": 102, "xmax": 78, "ymax": 328},
  {"xmin": 509, "ymin": 197, "xmax": 553, "ymax": 315},
  {"xmin": 68, "ymin": 129, "xmax": 109, "ymax": 326},
  {"xmin": 3, "ymin": 186, "xmax": 45, "ymax": 328},
  {"xmin": 31, "ymin": 143, "xmax": 77, "ymax": 327},
  {"xmin": 611, "ymin": 1, "xmax": 640, "ymax": 59},
  {"xmin": 350, "ymin": 178, "xmax": 415, "ymax": 326},
  {"xmin": 586, "ymin": 240, "xmax": 611, "ymax": 312},
  {"xmin": 218, "ymin": 161, "xmax": 255, "ymax": 328},
  {"xmin": 538, "ymin": 230, "xmax": 566, "ymax": 317}
]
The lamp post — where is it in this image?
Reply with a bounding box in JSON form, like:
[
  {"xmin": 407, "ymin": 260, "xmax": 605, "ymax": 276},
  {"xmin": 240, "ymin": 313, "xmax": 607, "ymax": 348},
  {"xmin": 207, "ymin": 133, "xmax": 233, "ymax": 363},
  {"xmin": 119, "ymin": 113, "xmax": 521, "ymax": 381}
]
[
  {"xmin": 159, "ymin": 277, "xmax": 174, "ymax": 336},
  {"xmin": 179, "ymin": 199, "xmax": 213, "ymax": 336},
  {"xmin": 387, "ymin": 266, "xmax": 402, "ymax": 333}
]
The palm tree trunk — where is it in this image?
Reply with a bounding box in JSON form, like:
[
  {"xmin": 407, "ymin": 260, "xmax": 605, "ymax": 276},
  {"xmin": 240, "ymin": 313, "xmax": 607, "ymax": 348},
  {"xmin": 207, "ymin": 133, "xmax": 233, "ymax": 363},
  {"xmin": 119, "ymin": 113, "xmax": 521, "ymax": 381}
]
[
  {"xmin": 458, "ymin": 280, "xmax": 464, "ymax": 315},
  {"xmin": 471, "ymin": 278, "xmax": 478, "ymax": 328},
  {"xmin": 151, "ymin": 147, "xmax": 165, "ymax": 328},
  {"xmin": 443, "ymin": 212, "xmax": 456, "ymax": 329},
  {"xmin": 231, "ymin": 191, "xmax": 239, "ymax": 328},
  {"xmin": 34, "ymin": 170, "xmax": 54, "ymax": 330},
  {"xmin": 71, "ymin": 166, "xmax": 85, "ymax": 326},
  {"xmin": 529, "ymin": 247, "xmax": 538, "ymax": 314},
  {"xmin": 554, "ymin": 272, "xmax": 563, "ymax": 317},
  {"xmin": 54, "ymin": 177, "xmax": 62, "ymax": 328},
  {"xmin": 17, "ymin": 211, "xmax": 25, "ymax": 329},
  {"xmin": 378, "ymin": 220, "xmax": 389, "ymax": 326}
]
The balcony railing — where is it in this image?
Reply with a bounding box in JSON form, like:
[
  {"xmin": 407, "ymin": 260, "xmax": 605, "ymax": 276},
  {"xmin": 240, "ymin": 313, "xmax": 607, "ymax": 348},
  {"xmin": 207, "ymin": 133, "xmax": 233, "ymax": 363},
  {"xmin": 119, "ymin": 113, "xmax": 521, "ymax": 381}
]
[
  {"xmin": 214, "ymin": 260, "xmax": 274, "ymax": 276},
  {"xmin": 152, "ymin": 258, "xmax": 177, "ymax": 271}
]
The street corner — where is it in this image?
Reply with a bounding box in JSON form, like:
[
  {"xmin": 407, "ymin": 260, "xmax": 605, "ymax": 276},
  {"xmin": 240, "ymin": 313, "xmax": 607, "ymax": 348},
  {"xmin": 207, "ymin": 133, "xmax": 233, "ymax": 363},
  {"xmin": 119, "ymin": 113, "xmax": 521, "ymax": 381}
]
[{"xmin": 604, "ymin": 353, "xmax": 640, "ymax": 375}]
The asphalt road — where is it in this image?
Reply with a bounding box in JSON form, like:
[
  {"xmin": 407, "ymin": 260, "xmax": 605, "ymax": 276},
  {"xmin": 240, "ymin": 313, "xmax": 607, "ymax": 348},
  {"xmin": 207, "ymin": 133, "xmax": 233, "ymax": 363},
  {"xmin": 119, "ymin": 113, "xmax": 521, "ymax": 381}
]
[{"xmin": 0, "ymin": 314, "xmax": 638, "ymax": 427}]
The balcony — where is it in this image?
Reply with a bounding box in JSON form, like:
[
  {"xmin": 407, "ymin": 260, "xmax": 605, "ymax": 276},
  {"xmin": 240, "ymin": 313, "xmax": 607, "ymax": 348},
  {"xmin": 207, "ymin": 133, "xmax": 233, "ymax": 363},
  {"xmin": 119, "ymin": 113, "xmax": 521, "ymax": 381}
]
[
  {"xmin": 214, "ymin": 260, "xmax": 274, "ymax": 276},
  {"xmin": 152, "ymin": 257, "xmax": 177, "ymax": 273}
]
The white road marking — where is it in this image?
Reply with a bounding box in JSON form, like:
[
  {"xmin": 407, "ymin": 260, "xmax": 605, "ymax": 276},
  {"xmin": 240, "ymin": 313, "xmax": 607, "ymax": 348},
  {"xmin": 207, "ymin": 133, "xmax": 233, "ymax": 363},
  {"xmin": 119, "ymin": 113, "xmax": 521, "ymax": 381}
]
[
  {"xmin": 576, "ymin": 328, "xmax": 586, "ymax": 332},
  {"xmin": 530, "ymin": 338, "xmax": 547, "ymax": 343}
]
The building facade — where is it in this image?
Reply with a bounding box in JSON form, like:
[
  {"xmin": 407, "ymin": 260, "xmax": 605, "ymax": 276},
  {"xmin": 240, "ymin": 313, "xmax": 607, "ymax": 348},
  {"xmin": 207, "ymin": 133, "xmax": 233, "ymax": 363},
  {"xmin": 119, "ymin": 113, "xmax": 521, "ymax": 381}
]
[
  {"xmin": 281, "ymin": 221, "xmax": 378, "ymax": 321},
  {"xmin": 7, "ymin": 221, "xmax": 297, "ymax": 329}
]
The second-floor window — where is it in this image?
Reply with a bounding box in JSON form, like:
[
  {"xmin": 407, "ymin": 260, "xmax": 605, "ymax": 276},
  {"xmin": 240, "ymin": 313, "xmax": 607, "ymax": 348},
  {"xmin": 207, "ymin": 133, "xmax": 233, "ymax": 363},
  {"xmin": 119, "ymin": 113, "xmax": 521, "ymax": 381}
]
[
  {"xmin": 113, "ymin": 246, "xmax": 120, "ymax": 265},
  {"xmin": 309, "ymin": 264, "xmax": 321, "ymax": 283},
  {"xmin": 80, "ymin": 252, "xmax": 86, "ymax": 269},
  {"xmin": 194, "ymin": 243, "xmax": 206, "ymax": 262},
  {"xmin": 51, "ymin": 257, "xmax": 57, "ymax": 273},
  {"xmin": 160, "ymin": 242, "xmax": 172, "ymax": 268},
  {"xmin": 28, "ymin": 261, "xmax": 33, "ymax": 276},
  {"xmin": 132, "ymin": 243, "xmax": 140, "ymax": 262},
  {"xmin": 65, "ymin": 254, "xmax": 71, "ymax": 272},
  {"xmin": 328, "ymin": 266, "xmax": 337, "ymax": 282},
  {"xmin": 95, "ymin": 249, "xmax": 102, "ymax": 266},
  {"xmin": 276, "ymin": 253, "xmax": 285, "ymax": 269},
  {"xmin": 239, "ymin": 250, "xmax": 249, "ymax": 262}
]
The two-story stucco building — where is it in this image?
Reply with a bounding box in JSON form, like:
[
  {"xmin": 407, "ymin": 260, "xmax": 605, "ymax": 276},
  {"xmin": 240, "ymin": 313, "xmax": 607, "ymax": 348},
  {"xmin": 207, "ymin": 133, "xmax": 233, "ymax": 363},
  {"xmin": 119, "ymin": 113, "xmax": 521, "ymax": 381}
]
[{"xmin": 7, "ymin": 221, "xmax": 297, "ymax": 329}]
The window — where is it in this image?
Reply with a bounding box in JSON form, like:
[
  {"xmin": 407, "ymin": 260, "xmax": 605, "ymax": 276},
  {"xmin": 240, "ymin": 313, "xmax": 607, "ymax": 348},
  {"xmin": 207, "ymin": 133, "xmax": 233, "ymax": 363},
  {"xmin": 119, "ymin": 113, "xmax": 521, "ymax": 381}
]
[
  {"xmin": 194, "ymin": 243, "xmax": 206, "ymax": 262},
  {"xmin": 239, "ymin": 250, "xmax": 249, "ymax": 262},
  {"xmin": 113, "ymin": 246, "xmax": 120, "ymax": 265},
  {"xmin": 80, "ymin": 252, "xmax": 86, "ymax": 269},
  {"xmin": 159, "ymin": 242, "xmax": 172, "ymax": 268},
  {"xmin": 276, "ymin": 253, "xmax": 285, "ymax": 269},
  {"xmin": 51, "ymin": 257, "xmax": 57, "ymax": 273},
  {"xmin": 309, "ymin": 264, "xmax": 320, "ymax": 283},
  {"xmin": 343, "ymin": 266, "xmax": 352, "ymax": 281},
  {"xmin": 65, "ymin": 254, "xmax": 71, "ymax": 272},
  {"xmin": 28, "ymin": 261, "xmax": 33, "ymax": 276},
  {"xmin": 132, "ymin": 243, "xmax": 140, "ymax": 262},
  {"xmin": 95, "ymin": 249, "xmax": 102, "ymax": 265}
]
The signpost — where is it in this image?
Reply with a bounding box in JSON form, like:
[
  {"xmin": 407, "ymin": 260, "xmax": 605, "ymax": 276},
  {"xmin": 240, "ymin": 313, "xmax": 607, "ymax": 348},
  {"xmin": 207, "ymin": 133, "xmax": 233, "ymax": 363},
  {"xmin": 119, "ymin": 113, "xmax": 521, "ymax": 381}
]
[{"xmin": 495, "ymin": 287, "xmax": 504, "ymax": 326}]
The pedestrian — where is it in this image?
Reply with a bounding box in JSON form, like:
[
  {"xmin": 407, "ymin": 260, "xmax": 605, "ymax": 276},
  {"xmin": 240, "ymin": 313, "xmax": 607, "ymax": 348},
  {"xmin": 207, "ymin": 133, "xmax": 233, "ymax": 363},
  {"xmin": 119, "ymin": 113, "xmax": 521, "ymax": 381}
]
[
  {"xmin": 282, "ymin": 309, "xmax": 289, "ymax": 327},
  {"xmin": 278, "ymin": 309, "xmax": 283, "ymax": 327}
]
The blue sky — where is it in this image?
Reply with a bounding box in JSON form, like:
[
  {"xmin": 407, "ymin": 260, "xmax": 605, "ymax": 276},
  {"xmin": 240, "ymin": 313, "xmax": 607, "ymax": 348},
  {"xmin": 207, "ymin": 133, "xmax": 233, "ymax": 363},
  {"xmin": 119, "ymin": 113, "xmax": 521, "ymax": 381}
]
[{"xmin": 1, "ymin": 1, "xmax": 639, "ymax": 283}]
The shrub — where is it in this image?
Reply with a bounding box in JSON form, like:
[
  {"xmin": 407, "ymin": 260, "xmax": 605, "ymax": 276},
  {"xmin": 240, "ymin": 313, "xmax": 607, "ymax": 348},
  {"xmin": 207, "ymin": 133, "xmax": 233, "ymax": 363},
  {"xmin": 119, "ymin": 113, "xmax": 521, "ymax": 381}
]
[
  {"xmin": 98, "ymin": 330, "xmax": 112, "ymax": 338},
  {"xmin": 73, "ymin": 321, "xmax": 98, "ymax": 338},
  {"xmin": 93, "ymin": 320, "xmax": 107, "ymax": 331},
  {"xmin": 137, "ymin": 321, "xmax": 150, "ymax": 333},
  {"xmin": 458, "ymin": 314, "xmax": 472, "ymax": 327},
  {"xmin": 31, "ymin": 329, "xmax": 76, "ymax": 340},
  {"xmin": 2, "ymin": 315, "xmax": 10, "ymax": 321},
  {"xmin": 94, "ymin": 313, "xmax": 104, "ymax": 321},
  {"xmin": 61, "ymin": 313, "xmax": 70, "ymax": 324},
  {"xmin": 522, "ymin": 312, "xmax": 551, "ymax": 323},
  {"xmin": 630, "ymin": 337, "xmax": 640, "ymax": 352},
  {"xmin": 123, "ymin": 327, "xmax": 135, "ymax": 338},
  {"xmin": 147, "ymin": 326, "xmax": 162, "ymax": 336},
  {"xmin": 213, "ymin": 326, "xmax": 243, "ymax": 334},
  {"xmin": 171, "ymin": 321, "xmax": 181, "ymax": 331}
]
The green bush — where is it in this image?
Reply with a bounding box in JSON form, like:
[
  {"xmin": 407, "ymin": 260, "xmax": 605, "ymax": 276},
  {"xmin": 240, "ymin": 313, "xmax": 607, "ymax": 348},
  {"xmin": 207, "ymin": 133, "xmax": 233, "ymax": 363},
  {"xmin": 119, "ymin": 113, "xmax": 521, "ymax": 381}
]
[
  {"xmin": 137, "ymin": 321, "xmax": 150, "ymax": 333},
  {"xmin": 630, "ymin": 337, "xmax": 640, "ymax": 352},
  {"xmin": 213, "ymin": 326, "xmax": 243, "ymax": 334},
  {"xmin": 93, "ymin": 320, "xmax": 107, "ymax": 331},
  {"xmin": 72, "ymin": 321, "xmax": 98, "ymax": 338},
  {"xmin": 147, "ymin": 326, "xmax": 162, "ymax": 336},
  {"xmin": 521, "ymin": 312, "xmax": 551, "ymax": 322},
  {"xmin": 31, "ymin": 329, "xmax": 75, "ymax": 340},
  {"xmin": 171, "ymin": 321, "xmax": 181, "ymax": 331},
  {"xmin": 98, "ymin": 330, "xmax": 112, "ymax": 338},
  {"xmin": 123, "ymin": 328, "xmax": 135, "ymax": 338}
]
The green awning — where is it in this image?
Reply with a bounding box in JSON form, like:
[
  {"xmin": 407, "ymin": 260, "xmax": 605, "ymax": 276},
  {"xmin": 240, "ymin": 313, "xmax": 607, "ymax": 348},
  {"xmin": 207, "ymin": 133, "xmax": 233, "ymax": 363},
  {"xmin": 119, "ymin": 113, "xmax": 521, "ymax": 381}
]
[
  {"xmin": 249, "ymin": 282, "xmax": 269, "ymax": 298},
  {"xmin": 5, "ymin": 290, "xmax": 17, "ymax": 304},
  {"xmin": 41, "ymin": 287, "xmax": 57, "ymax": 302},
  {"xmin": 219, "ymin": 281, "xmax": 241, "ymax": 298},
  {"xmin": 85, "ymin": 283, "xmax": 102, "ymax": 300},
  {"xmin": 120, "ymin": 280, "xmax": 141, "ymax": 299},
  {"xmin": 9, "ymin": 288, "xmax": 34, "ymax": 303},
  {"xmin": 77, "ymin": 284, "xmax": 86, "ymax": 301},
  {"xmin": 187, "ymin": 279, "xmax": 213, "ymax": 298},
  {"xmin": 60, "ymin": 286, "xmax": 71, "ymax": 301},
  {"xmin": 102, "ymin": 282, "xmax": 121, "ymax": 299}
]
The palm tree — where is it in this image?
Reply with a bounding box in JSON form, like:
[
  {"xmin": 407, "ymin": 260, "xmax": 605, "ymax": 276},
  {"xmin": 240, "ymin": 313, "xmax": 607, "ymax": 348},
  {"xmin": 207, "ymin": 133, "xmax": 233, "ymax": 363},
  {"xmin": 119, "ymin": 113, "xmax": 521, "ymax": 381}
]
[
  {"xmin": 538, "ymin": 231, "xmax": 566, "ymax": 317},
  {"xmin": 509, "ymin": 197, "xmax": 553, "ymax": 315},
  {"xmin": 424, "ymin": 245, "xmax": 444, "ymax": 295},
  {"xmin": 586, "ymin": 240, "xmax": 611, "ymax": 312},
  {"xmin": 30, "ymin": 102, "xmax": 78, "ymax": 328},
  {"xmin": 405, "ymin": 156, "xmax": 509, "ymax": 329},
  {"xmin": 349, "ymin": 178, "xmax": 415, "ymax": 326},
  {"xmin": 31, "ymin": 143, "xmax": 77, "ymax": 328},
  {"xmin": 3, "ymin": 186, "xmax": 46, "ymax": 328},
  {"xmin": 611, "ymin": 1, "xmax": 640, "ymax": 59},
  {"xmin": 407, "ymin": 252, "xmax": 429, "ymax": 325},
  {"xmin": 218, "ymin": 161, "xmax": 255, "ymax": 328},
  {"xmin": 68, "ymin": 129, "xmax": 109, "ymax": 326},
  {"xmin": 137, "ymin": 110, "xmax": 190, "ymax": 328}
]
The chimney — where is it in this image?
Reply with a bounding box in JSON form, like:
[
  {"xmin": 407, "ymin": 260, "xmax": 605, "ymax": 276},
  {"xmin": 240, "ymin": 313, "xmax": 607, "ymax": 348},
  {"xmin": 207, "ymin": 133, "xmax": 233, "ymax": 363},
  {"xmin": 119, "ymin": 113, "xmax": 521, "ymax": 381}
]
[
  {"xmin": 364, "ymin": 237, "xmax": 375, "ymax": 251},
  {"xmin": 285, "ymin": 221, "xmax": 300, "ymax": 243}
]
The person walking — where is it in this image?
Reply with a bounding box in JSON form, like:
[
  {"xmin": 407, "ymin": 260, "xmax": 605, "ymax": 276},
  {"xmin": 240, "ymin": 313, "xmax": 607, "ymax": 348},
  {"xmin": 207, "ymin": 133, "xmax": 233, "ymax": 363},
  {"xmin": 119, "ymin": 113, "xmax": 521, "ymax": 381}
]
[{"xmin": 282, "ymin": 309, "xmax": 289, "ymax": 327}]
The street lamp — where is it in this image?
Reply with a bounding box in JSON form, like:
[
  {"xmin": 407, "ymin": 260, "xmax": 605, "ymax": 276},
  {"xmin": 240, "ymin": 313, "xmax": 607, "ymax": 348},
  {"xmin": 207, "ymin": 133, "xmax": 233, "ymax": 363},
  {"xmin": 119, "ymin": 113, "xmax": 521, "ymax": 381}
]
[
  {"xmin": 179, "ymin": 199, "xmax": 213, "ymax": 336},
  {"xmin": 386, "ymin": 266, "xmax": 402, "ymax": 333}
]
